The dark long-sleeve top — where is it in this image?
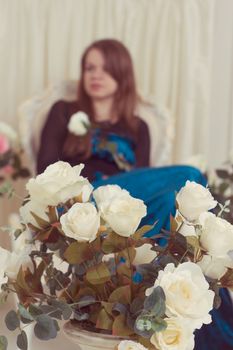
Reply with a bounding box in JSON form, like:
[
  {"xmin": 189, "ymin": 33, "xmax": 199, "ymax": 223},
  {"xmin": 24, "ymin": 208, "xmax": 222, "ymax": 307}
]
[{"xmin": 37, "ymin": 100, "xmax": 150, "ymax": 181}]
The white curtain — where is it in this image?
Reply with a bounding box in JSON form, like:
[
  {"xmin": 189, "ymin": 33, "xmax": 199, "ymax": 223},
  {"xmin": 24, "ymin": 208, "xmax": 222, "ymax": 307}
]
[
  {"xmin": 0, "ymin": 0, "xmax": 214, "ymax": 162},
  {"xmin": 0, "ymin": 0, "xmax": 215, "ymax": 238}
]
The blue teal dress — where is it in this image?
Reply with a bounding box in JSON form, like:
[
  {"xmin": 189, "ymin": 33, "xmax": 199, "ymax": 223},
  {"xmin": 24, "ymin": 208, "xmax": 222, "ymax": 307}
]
[{"xmin": 37, "ymin": 100, "xmax": 233, "ymax": 350}]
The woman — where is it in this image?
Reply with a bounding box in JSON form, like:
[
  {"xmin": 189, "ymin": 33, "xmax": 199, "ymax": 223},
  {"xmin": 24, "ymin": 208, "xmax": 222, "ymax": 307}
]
[
  {"xmin": 37, "ymin": 39, "xmax": 204, "ymax": 232},
  {"xmin": 37, "ymin": 39, "xmax": 232, "ymax": 350}
]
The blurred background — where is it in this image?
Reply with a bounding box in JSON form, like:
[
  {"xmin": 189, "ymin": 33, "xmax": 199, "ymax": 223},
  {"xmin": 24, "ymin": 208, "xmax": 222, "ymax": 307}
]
[{"xmin": 0, "ymin": 1, "xmax": 233, "ymax": 348}]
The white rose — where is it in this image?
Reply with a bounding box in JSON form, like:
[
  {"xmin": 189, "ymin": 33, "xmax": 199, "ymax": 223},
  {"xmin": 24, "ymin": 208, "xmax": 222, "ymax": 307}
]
[
  {"xmin": 0, "ymin": 247, "xmax": 9, "ymax": 288},
  {"xmin": 146, "ymin": 262, "xmax": 214, "ymax": 329},
  {"xmin": 94, "ymin": 185, "xmax": 146, "ymax": 237},
  {"xmin": 12, "ymin": 229, "xmax": 33, "ymax": 253},
  {"xmin": 19, "ymin": 200, "xmax": 49, "ymax": 226},
  {"xmin": 118, "ymin": 340, "xmax": 148, "ymax": 350},
  {"xmin": 199, "ymin": 212, "xmax": 233, "ymax": 257},
  {"xmin": 60, "ymin": 202, "xmax": 100, "ymax": 242},
  {"xmin": 0, "ymin": 246, "xmax": 33, "ymax": 282},
  {"xmin": 176, "ymin": 181, "xmax": 217, "ymax": 222},
  {"xmin": 5, "ymin": 250, "xmax": 33, "ymax": 280},
  {"xmin": 150, "ymin": 316, "xmax": 195, "ymax": 350},
  {"xmin": 26, "ymin": 161, "xmax": 93, "ymax": 206},
  {"xmin": 93, "ymin": 185, "xmax": 129, "ymax": 207},
  {"xmin": 68, "ymin": 111, "xmax": 90, "ymax": 136},
  {"xmin": 134, "ymin": 244, "xmax": 157, "ymax": 264},
  {"xmin": 198, "ymin": 254, "xmax": 233, "ymax": 280}
]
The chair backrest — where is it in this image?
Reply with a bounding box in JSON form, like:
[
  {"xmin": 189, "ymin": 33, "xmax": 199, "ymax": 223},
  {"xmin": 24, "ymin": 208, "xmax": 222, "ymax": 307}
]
[{"xmin": 18, "ymin": 81, "xmax": 174, "ymax": 173}]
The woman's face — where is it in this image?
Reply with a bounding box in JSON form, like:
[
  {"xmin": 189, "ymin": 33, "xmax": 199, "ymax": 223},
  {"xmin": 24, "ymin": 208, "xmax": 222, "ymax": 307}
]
[{"xmin": 83, "ymin": 48, "xmax": 118, "ymax": 100}]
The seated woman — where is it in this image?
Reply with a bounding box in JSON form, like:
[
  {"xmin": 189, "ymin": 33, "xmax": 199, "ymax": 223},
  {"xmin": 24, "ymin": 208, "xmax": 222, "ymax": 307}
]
[
  {"xmin": 37, "ymin": 39, "xmax": 204, "ymax": 232},
  {"xmin": 37, "ymin": 39, "xmax": 233, "ymax": 350}
]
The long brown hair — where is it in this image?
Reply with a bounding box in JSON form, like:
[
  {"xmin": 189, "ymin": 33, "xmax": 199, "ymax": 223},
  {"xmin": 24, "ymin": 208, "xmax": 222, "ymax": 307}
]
[
  {"xmin": 78, "ymin": 39, "xmax": 138, "ymax": 127},
  {"xmin": 63, "ymin": 39, "xmax": 139, "ymax": 160}
]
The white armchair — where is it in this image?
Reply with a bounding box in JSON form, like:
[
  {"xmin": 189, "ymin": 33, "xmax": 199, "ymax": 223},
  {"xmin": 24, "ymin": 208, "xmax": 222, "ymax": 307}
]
[{"xmin": 18, "ymin": 81, "xmax": 174, "ymax": 174}]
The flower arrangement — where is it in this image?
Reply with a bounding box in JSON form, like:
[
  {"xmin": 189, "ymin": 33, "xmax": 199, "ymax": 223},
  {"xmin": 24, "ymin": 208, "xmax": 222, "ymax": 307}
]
[
  {"xmin": 0, "ymin": 122, "xmax": 30, "ymax": 196},
  {"xmin": 0, "ymin": 161, "xmax": 233, "ymax": 350}
]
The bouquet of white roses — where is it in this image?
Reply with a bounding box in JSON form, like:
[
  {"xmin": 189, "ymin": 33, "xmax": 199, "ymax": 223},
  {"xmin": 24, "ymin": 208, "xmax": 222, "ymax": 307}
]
[{"xmin": 0, "ymin": 161, "xmax": 232, "ymax": 350}]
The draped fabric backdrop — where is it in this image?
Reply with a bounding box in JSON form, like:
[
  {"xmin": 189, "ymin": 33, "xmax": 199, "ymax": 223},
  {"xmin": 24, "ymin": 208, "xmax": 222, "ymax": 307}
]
[
  {"xmin": 0, "ymin": 0, "xmax": 216, "ymax": 246},
  {"xmin": 0, "ymin": 0, "xmax": 215, "ymax": 162}
]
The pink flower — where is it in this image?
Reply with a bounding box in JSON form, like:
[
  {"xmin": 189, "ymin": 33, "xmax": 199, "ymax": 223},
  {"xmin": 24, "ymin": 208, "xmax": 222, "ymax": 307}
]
[
  {"xmin": 0, "ymin": 134, "xmax": 10, "ymax": 154},
  {"xmin": 2, "ymin": 165, "xmax": 14, "ymax": 175}
]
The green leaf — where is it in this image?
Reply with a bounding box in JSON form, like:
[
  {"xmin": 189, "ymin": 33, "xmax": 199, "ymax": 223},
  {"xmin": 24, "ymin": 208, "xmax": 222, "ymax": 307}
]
[
  {"xmin": 144, "ymin": 286, "xmax": 166, "ymax": 317},
  {"xmin": 76, "ymin": 296, "xmax": 96, "ymax": 308},
  {"xmin": 17, "ymin": 330, "xmax": 28, "ymax": 350},
  {"xmin": 0, "ymin": 336, "xmax": 7, "ymax": 350},
  {"xmin": 0, "ymin": 292, "xmax": 8, "ymax": 306},
  {"xmin": 112, "ymin": 314, "xmax": 134, "ymax": 336},
  {"xmin": 46, "ymin": 206, "xmax": 58, "ymax": 223},
  {"xmin": 86, "ymin": 263, "xmax": 111, "ymax": 285},
  {"xmin": 40, "ymin": 305, "xmax": 62, "ymax": 320},
  {"xmin": 5, "ymin": 310, "xmax": 20, "ymax": 331},
  {"xmin": 18, "ymin": 304, "xmax": 34, "ymax": 321},
  {"xmin": 16, "ymin": 266, "xmax": 31, "ymax": 293},
  {"xmin": 34, "ymin": 315, "xmax": 58, "ymax": 340},
  {"xmin": 151, "ymin": 317, "xmax": 167, "ymax": 332},
  {"xmin": 108, "ymin": 285, "xmax": 131, "ymax": 304},
  {"xmin": 130, "ymin": 297, "xmax": 144, "ymax": 315},
  {"xmin": 50, "ymin": 300, "xmax": 73, "ymax": 320},
  {"xmin": 63, "ymin": 241, "xmax": 93, "ymax": 264},
  {"xmin": 102, "ymin": 232, "xmax": 127, "ymax": 254},
  {"xmin": 101, "ymin": 302, "xmax": 113, "ymax": 316},
  {"xmin": 133, "ymin": 224, "xmax": 156, "ymax": 240},
  {"xmin": 30, "ymin": 212, "xmax": 49, "ymax": 229},
  {"xmin": 96, "ymin": 309, "xmax": 113, "ymax": 330},
  {"xmin": 28, "ymin": 304, "xmax": 43, "ymax": 318},
  {"xmin": 117, "ymin": 247, "xmax": 136, "ymax": 267}
]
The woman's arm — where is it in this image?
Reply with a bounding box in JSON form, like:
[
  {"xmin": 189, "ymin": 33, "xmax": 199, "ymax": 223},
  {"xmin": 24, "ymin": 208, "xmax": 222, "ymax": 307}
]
[
  {"xmin": 36, "ymin": 101, "xmax": 68, "ymax": 174},
  {"xmin": 135, "ymin": 119, "xmax": 150, "ymax": 167}
]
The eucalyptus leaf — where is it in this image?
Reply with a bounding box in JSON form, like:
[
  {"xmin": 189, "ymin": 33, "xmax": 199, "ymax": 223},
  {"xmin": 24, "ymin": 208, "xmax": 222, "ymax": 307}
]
[
  {"xmin": 112, "ymin": 303, "xmax": 127, "ymax": 316},
  {"xmin": 77, "ymin": 295, "xmax": 96, "ymax": 308},
  {"xmin": 73, "ymin": 311, "xmax": 89, "ymax": 321},
  {"xmin": 50, "ymin": 300, "xmax": 73, "ymax": 320},
  {"xmin": 86, "ymin": 263, "xmax": 111, "ymax": 285},
  {"xmin": 28, "ymin": 304, "xmax": 43, "ymax": 318},
  {"xmin": 109, "ymin": 285, "xmax": 131, "ymax": 304},
  {"xmin": 0, "ymin": 336, "xmax": 8, "ymax": 350},
  {"xmin": 144, "ymin": 286, "xmax": 166, "ymax": 317},
  {"xmin": 18, "ymin": 304, "xmax": 34, "ymax": 321},
  {"xmin": 134, "ymin": 315, "xmax": 154, "ymax": 338},
  {"xmin": 34, "ymin": 315, "xmax": 58, "ymax": 340},
  {"xmin": 5, "ymin": 310, "xmax": 20, "ymax": 331},
  {"xmin": 130, "ymin": 297, "xmax": 144, "ymax": 316},
  {"xmin": 40, "ymin": 305, "xmax": 63, "ymax": 320},
  {"xmin": 17, "ymin": 330, "xmax": 28, "ymax": 350}
]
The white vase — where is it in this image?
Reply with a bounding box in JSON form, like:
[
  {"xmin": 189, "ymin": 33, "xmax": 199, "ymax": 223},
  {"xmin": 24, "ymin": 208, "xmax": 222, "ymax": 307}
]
[{"xmin": 63, "ymin": 321, "xmax": 129, "ymax": 350}]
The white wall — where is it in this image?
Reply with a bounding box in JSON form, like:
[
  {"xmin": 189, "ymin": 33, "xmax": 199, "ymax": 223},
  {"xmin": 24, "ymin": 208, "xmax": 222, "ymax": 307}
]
[{"xmin": 208, "ymin": 0, "xmax": 233, "ymax": 167}]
